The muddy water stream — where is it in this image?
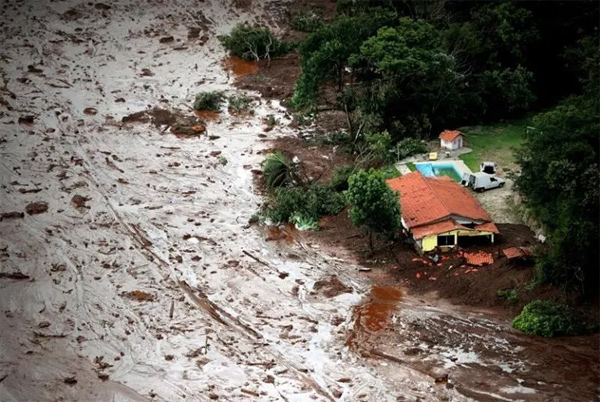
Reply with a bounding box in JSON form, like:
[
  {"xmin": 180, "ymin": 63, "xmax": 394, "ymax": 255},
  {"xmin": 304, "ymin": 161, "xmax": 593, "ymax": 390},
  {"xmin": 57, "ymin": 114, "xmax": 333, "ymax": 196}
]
[{"xmin": 0, "ymin": 1, "xmax": 597, "ymax": 401}]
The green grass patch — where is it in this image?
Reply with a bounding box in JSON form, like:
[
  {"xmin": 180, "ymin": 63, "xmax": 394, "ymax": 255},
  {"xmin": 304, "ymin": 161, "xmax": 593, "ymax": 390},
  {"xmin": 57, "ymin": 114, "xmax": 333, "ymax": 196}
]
[
  {"xmin": 380, "ymin": 164, "xmax": 401, "ymax": 180},
  {"xmin": 406, "ymin": 162, "xmax": 416, "ymax": 172},
  {"xmin": 458, "ymin": 119, "xmax": 528, "ymax": 172}
]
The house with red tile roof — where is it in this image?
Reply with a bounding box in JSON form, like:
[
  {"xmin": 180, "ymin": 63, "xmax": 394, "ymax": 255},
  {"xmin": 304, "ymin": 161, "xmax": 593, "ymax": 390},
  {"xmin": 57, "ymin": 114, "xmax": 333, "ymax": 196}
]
[
  {"xmin": 439, "ymin": 130, "xmax": 465, "ymax": 150},
  {"xmin": 387, "ymin": 171, "xmax": 499, "ymax": 253}
]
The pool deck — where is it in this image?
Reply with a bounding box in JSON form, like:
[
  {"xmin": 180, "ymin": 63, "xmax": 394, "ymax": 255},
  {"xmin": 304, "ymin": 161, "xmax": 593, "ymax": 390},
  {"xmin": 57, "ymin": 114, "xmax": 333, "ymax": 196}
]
[{"xmin": 396, "ymin": 159, "xmax": 472, "ymax": 178}]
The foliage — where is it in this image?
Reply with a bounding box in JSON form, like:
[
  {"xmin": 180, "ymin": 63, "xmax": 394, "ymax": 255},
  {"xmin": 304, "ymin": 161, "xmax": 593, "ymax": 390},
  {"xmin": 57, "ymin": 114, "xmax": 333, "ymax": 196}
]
[
  {"xmin": 292, "ymin": 10, "xmax": 397, "ymax": 109},
  {"xmin": 345, "ymin": 169, "xmax": 401, "ymax": 251},
  {"xmin": 218, "ymin": 155, "xmax": 228, "ymax": 166},
  {"xmin": 268, "ymin": 185, "xmax": 346, "ymax": 225},
  {"xmin": 218, "ymin": 23, "xmax": 290, "ymax": 61},
  {"xmin": 358, "ymin": 131, "xmax": 394, "ymax": 166},
  {"xmin": 265, "ymin": 115, "xmax": 278, "ymax": 127},
  {"xmin": 290, "ymin": 213, "xmax": 320, "ymax": 231},
  {"xmin": 292, "ymin": 11, "xmax": 323, "ymax": 33},
  {"xmin": 262, "ymin": 151, "xmax": 300, "ymax": 189},
  {"xmin": 496, "ymin": 288, "xmax": 519, "ymax": 305},
  {"xmin": 395, "ymin": 137, "xmax": 427, "ymax": 160},
  {"xmin": 477, "ymin": 66, "xmax": 536, "ymax": 118},
  {"xmin": 193, "ymin": 91, "xmax": 226, "ymax": 111},
  {"xmin": 406, "ymin": 162, "xmax": 416, "ymax": 172},
  {"xmin": 228, "ymin": 93, "xmax": 252, "ymax": 112},
  {"xmin": 330, "ymin": 165, "xmax": 355, "ymax": 192},
  {"xmin": 512, "ymin": 300, "xmax": 587, "ymax": 337},
  {"xmin": 349, "ymin": 17, "xmax": 463, "ymax": 139},
  {"xmin": 514, "ymin": 94, "xmax": 599, "ymax": 292}
]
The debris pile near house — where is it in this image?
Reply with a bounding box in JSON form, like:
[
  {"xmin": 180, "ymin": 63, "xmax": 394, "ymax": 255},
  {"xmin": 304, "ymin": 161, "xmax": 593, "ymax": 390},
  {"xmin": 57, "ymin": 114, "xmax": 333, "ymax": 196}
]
[
  {"xmin": 462, "ymin": 251, "xmax": 494, "ymax": 266},
  {"xmin": 502, "ymin": 246, "xmax": 534, "ymax": 260}
]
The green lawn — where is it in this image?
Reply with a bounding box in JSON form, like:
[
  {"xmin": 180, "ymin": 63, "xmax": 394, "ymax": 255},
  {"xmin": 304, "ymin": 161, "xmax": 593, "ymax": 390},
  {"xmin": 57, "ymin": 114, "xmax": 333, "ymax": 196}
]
[{"xmin": 458, "ymin": 119, "xmax": 528, "ymax": 172}]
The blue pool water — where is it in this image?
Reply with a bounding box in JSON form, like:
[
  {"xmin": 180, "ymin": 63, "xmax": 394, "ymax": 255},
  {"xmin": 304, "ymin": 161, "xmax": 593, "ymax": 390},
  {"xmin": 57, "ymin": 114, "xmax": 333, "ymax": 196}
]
[{"xmin": 415, "ymin": 163, "xmax": 462, "ymax": 182}]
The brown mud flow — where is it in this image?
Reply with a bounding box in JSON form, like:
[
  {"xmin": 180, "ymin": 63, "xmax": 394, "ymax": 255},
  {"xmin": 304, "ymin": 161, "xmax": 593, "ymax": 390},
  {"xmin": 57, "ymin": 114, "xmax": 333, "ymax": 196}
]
[
  {"xmin": 222, "ymin": 56, "xmax": 258, "ymax": 77},
  {"xmin": 348, "ymin": 286, "xmax": 404, "ymax": 348},
  {"xmin": 193, "ymin": 109, "xmax": 221, "ymax": 121},
  {"xmin": 265, "ymin": 225, "xmax": 296, "ymax": 245}
]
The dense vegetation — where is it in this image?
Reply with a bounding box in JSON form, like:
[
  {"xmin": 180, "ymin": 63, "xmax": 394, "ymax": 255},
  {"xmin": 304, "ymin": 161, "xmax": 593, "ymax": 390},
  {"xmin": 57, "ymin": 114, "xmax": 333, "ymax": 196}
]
[
  {"xmin": 290, "ymin": 1, "xmax": 599, "ymax": 298},
  {"xmin": 346, "ymin": 169, "xmax": 401, "ymax": 253},
  {"xmin": 219, "ymin": 23, "xmax": 291, "ymax": 61},
  {"xmin": 512, "ymin": 300, "xmax": 590, "ymax": 338}
]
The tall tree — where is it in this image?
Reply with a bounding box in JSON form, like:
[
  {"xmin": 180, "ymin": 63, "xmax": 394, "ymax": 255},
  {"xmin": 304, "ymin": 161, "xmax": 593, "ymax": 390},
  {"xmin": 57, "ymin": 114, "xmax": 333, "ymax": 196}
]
[{"xmin": 345, "ymin": 169, "xmax": 401, "ymax": 253}]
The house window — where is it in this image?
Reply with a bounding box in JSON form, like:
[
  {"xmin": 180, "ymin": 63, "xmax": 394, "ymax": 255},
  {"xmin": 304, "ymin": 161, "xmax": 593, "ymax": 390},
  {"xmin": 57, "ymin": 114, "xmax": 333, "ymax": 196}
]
[{"xmin": 438, "ymin": 235, "xmax": 455, "ymax": 246}]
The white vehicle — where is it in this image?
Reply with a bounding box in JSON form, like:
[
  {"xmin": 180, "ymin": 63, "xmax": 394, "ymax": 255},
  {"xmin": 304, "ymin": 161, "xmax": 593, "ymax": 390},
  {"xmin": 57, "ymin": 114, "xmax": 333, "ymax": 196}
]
[
  {"xmin": 480, "ymin": 161, "xmax": 496, "ymax": 174},
  {"xmin": 461, "ymin": 172, "xmax": 505, "ymax": 192}
]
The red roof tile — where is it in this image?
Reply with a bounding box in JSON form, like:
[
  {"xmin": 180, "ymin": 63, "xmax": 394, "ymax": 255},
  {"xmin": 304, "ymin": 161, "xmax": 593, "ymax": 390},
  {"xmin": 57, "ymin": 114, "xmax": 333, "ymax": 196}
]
[
  {"xmin": 387, "ymin": 172, "xmax": 493, "ymax": 229},
  {"xmin": 410, "ymin": 220, "xmax": 499, "ymax": 240},
  {"xmin": 464, "ymin": 251, "xmax": 494, "ymax": 266},
  {"xmin": 502, "ymin": 247, "xmax": 534, "ymax": 259},
  {"xmin": 439, "ymin": 130, "xmax": 465, "ymax": 142}
]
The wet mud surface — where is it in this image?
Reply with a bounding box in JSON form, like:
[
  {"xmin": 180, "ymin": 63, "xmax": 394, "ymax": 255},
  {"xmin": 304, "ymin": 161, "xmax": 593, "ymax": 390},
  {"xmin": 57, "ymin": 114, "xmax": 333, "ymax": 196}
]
[{"xmin": 0, "ymin": 1, "xmax": 598, "ymax": 401}]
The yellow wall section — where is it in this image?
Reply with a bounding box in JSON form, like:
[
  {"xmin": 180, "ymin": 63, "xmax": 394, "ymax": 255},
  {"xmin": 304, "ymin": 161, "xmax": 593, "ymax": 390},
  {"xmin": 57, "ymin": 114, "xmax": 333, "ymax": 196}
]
[{"xmin": 419, "ymin": 230, "xmax": 495, "ymax": 252}]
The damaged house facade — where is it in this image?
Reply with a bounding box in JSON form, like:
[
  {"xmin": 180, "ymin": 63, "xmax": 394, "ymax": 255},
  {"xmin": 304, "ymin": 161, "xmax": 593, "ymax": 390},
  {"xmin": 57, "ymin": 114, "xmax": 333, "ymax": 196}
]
[{"xmin": 387, "ymin": 171, "xmax": 499, "ymax": 253}]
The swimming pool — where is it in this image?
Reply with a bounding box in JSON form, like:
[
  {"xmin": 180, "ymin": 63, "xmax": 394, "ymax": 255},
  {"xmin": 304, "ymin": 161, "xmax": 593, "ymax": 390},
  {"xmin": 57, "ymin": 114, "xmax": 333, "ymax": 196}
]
[{"xmin": 415, "ymin": 162, "xmax": 463, "ymax": 182}]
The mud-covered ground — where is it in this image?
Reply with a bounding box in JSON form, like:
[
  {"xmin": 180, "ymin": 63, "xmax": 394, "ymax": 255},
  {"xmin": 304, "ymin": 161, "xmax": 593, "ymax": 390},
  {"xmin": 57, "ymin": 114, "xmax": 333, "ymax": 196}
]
[{"xmin": 0, "ymin": 1, "xmax": 598, "ymax": 402}]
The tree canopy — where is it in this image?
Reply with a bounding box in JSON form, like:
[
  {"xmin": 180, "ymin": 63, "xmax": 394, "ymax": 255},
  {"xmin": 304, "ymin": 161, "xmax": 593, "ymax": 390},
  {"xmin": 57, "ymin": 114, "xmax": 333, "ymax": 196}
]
[{"xmin": 345, "ymin": 169, "xmax": 401, "ymax": 252}]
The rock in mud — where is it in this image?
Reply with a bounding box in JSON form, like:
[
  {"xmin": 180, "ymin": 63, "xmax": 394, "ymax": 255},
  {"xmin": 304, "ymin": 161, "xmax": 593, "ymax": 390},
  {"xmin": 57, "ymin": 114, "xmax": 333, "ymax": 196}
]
[
  {"xmin": 1, "ymin": 211, "xmax": 24, "ymax": 220},
  {"xmin": 18, "ymin": 115, "xmax": 34, "ymax": 125},
  {"xmin": 159, "ymin": 36, "xmax": 174, "ymax": 44},
  {"xmin": 313, "ymin": 276, "xmax": 353, "ymax": 298},
  {"xmin": 94, "ymin": 3, "xmax": 111, "ymax": 11},
  {"xmin": 25, "ymin": 202, "xmax": 48, "ymax": 215},
  {"xmin": 71, "ymin": 195, "xmax": 87, "ymax": 209},
  {"xmin": 83, "ymin": 107, "xmax": 98, "ymax": 115}
]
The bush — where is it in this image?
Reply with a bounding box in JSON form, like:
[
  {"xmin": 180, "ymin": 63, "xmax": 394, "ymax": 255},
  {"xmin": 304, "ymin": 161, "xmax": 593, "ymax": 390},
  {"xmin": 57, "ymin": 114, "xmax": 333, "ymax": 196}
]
[
  {"xmin": 291, "ymin": 11, "xmax": 323, "ymax": 32},
  {"xmin": 497, "ymin": 288, "xmax": 519, "ymax": 304},
  {"xmin": 330, "ymin": 165, "xmax": 355, "ymax": 191},
  {"xmin": 512, "ymin": 300, "xmax": 586, "ymax": 337},
  {"xmin": 262, "ymin": 151, "xmax": 299, "ymax": 189},
  {"xmin": 194, "ymin": 91, "xmax": 226, "ymax": 111},
  {"xmin": 268, "ymin": 185, "xmax": 346, "ymax": 226},
  {"xmin": 218, "ymin": 23, "xmax": 291, "ymax": 61},
  {"xmin": 228, "ymin": 93, "xmax": 252, "ymax": 113},
  {"xmin": 395, "ymin": 138, "xmax": 428, "ymax": 160}
]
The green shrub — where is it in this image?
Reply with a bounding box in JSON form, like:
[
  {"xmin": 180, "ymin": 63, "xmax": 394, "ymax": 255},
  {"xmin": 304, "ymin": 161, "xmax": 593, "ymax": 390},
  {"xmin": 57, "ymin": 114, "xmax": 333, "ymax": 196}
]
[
  {"xmin": 512, "ymin": 300, "xmax": 586, "ymax": 337},
  {"xmin": 268, "ymin": 185, "xmax": 346, "ymax": 226},
  {"xmin": 265, "ymin": 115, "xmax": 279, "ymax": 127},
  {"xmin": 395, "ymin": 138, "xmax": 428, "ymax": 160},
  {"xmin": 497, "ymin": 288, "xmax": 519, "ymax": 304},
  {"xmin": 218, "ymin": 23, "xmax": 291, "ymax": 61},
  {"xmin": 194, "ymin": 91, "xmax": 226, "ymax": 111},
  {"xmin": 228, "ymin": 93, "xmax": 252, "ymax": 112},
  {"xmin": 291, "ymin": 11, "xmax": 323, "ymax": 32},
  {"xmin": 330, "ymin": 165, "xmax": 355, "ymax": 191},
  {"xmin": 262, "ymin": 151, "xmax": 299, "ymax": 189}
]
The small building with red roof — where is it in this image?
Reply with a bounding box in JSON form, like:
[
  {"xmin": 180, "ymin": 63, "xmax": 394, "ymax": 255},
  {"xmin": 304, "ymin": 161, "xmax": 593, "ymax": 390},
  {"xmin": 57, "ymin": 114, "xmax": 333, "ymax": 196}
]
[
  {"xmin": 387, "ymin": 171, "xmax": 499, "ymax": 253},
  {"xmin": 439, "ymin": 130, "xmax": 465, "ymax": 150}
]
